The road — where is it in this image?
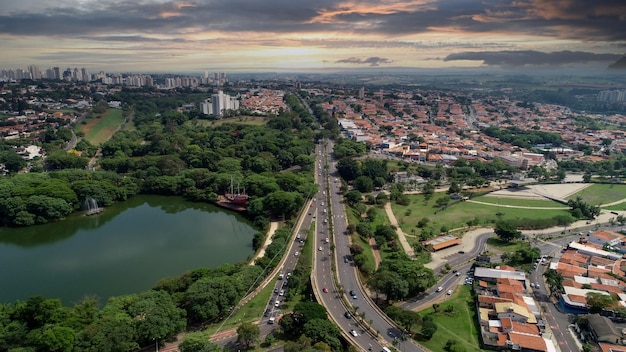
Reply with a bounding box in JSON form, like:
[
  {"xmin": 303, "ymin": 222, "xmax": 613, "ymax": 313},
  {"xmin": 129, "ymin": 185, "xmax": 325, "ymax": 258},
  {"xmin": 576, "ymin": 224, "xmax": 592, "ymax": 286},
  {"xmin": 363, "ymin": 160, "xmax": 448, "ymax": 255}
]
[
  {"xmin": 313, "ymin": 139, "xmax": 429, "ymax": 352},
  {"xmin": 402, "ymin": 232, "xmax": 492, "ymax": 311}
]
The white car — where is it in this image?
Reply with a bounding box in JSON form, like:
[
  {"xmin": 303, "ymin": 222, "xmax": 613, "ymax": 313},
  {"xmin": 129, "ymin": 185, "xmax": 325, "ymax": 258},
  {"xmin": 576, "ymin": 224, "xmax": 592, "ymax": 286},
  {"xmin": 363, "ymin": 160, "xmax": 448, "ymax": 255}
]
[
  {"xmin": 274, "ymin": 300, "xmax": 280, "ymax": 307},
  {"xmin": 350, "ymin": 330, "xmax": 358, "ymax": 337},
  {"xmin": 436, "ymin": 286, "xmax": 443, "ymax": 292},
  {"xmin": 279, "ymin": 289, "xmax": 285, "ymax": 296},
  {"xmin": 318, "ymin": 246, "xmax": 323, "ymax": 251},
  {"xmin": 325, "ymin": 237, "xmax": 329, "ymax": 243},
  {"xmin": 447, "ymin": 290, "xmax": 452, "ymax": 295},
  {"xmin": 294, "ymin": 251, "xmax": 299, "ymax": 256}
]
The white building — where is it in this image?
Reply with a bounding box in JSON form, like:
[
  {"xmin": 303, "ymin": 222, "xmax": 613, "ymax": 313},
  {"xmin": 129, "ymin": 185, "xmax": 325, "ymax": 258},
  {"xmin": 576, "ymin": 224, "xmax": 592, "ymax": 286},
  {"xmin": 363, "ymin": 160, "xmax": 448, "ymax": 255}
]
[{"xmin": 209, "ymin": 90, "xmax": 239, "ymax": 116}]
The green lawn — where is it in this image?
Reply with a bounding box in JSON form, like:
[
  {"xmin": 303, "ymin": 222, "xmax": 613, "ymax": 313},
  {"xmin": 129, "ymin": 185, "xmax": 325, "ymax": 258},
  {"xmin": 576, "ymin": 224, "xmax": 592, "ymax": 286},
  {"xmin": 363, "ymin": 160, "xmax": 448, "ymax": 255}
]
[
  {"xmin": 391, "ymin": 194, "xmax": 572, "ymax": 242},
  {"xmin": 346, "ymin": 207, "xmax": 377, "ymax": 273},
  {"xmin": 472, "ymin": 196, "xmax": 566, "ymax": 208},
  {"xmin": 78, "ymin": 108, "xmax": 125, "ymax": 145},
  {"xmin": 418, "ymin": 286, "xmax": 489, "ymax": 352},
  {"xmin": 486, "ymin": 237, "xmax": 529, "ymax": 253},
  {"xmin": 196, "ymin": 115, "xmax": 268, "ymax": 127},
  {"xmin": 204, "ymin": 272, "xmax": 275, "ymax": 335},
  {"xmin": 567, "ymin": 184, "xmax": 626, "ymax": 206}
]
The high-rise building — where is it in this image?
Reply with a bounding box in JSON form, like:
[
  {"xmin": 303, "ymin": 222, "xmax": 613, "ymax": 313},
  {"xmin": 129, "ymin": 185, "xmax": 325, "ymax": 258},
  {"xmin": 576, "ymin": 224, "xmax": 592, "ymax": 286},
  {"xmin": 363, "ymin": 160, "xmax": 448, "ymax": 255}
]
[
  {"xmin": 210, "ymin": 90, "xmax": 239, "ymax": 116},
  {"xmin": 53, "ymin": 67, "xmax": 61, "ymax": 80},
  {"xmin": 358, "ymin": 87, "xmax": 365, "ymax": 99}
]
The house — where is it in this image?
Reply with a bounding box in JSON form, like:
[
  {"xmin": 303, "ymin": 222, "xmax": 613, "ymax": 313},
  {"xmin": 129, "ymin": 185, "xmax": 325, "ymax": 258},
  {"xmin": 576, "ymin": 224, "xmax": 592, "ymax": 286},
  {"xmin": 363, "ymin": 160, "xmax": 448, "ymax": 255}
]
[{"xmin": 588, "ymin": 314, "xmax": 624, "ymax": 345}]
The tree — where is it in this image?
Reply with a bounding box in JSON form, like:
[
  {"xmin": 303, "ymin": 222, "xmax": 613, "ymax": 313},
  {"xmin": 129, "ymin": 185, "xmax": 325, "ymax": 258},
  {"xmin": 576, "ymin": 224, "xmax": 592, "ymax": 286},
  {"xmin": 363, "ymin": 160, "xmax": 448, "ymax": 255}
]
[
  {"xmin": 543, "ymin": 269, "xmax": 564, "ymax": 293},
  {"xmin": 586, "ymin": 292, "xmax": 616, "ymax": 313},
  {"xmin": 494, "ymin": 221, "xmax": 522, "ymax": 242},
  {"xmin": 179, "ymin": 331, "xmax": 221, "ymax": 352},
  {"xmin": 32, "ymin": 325, "xmax": 75, "ymax": 352},
  {"xmin": 237, "ymin": 322, "xmax": 260, "ymax": 348},
  {"xmin": 302, "ymin": 319, "xmax": 341, "ymax": 351},
  {"xmin": 420, "ymin": 315, "xmax": 437, "ymax": 340},
  {"xmin": 127, "ymin": 290, "xmax": 186, "ymax": 345},
  {"xmin": 293, "ymin": 302, "xmax": 327, "ymax": 322},
  {"xmin": 354, "ymin": 175, "xmax": 374, "ymax": 193},
  {"xmin": 344, "ymin": 190, "xmax": 362, "ymax": 206}
]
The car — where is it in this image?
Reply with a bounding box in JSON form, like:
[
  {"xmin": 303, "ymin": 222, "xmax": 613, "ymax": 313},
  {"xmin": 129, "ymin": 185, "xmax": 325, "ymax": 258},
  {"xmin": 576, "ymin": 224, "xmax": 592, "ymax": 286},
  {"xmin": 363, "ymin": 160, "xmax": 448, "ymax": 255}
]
[
  {"xmin": 318, "ymin": 246, "xmax": 323, "ymax": 251},
  {"xmin": 325, "ymin": 237, "xmax": 329, "ymax": 243},
  {"xmin": 350, "ymin": 290, "xmax": 358, "ymax": 299},
  {"xmin": 264, "ymin": 309, "xmax": 270, "ymax": 317},
  {"xmin": 447, "ymin": 290, "xmax": 452, "ymax": 295},
  {"xmin": 274, "ymin": 288, "xmax": 278, "ymax": 294},
  {"xmin": 287, "ymin": 272, "xmax": 292, "ymax": 278},
  {"xmin": 344, "ymin": 311, "xmax": 352, "ymax": 319},
  {"xmin": 535, "ymin": 283, "xmax": 540, "ymax": 289},
  {"xmin": 323, "ymin": 287, "xmax": 328, "ymax": 293},
  {"xmin": 294, "ymin": 251, "xmax": 299, "ymax": 256},
  {"xmin": 324, "ymin": 219, "xmax": 327, "ymax": 223},
  {"xmin": 279, "ymin": 289, "xmax": 285, "ymax": 296},
  {"xmin": 458, "ymin": 250, "xmax": 465, "ymax": 254},
  {"xmin": 274, "ymin": 300, "xmax": 280, "ymax": 307},
  {"xmin": 350, "ymin": 330, "xmax": 358, "ymax": 337},
  {"xmin": 455, "ymin": 272, "xmax": 461, "ymax": 276},
  {"xmin": 436, "ymin": 286, "xmax": 443, "ymax": 292},
  {"xmin": 268, "ymin": 316, "xmax": 275, "ymax": 324},
  {"xmin": 530, "ymin": 283, "xmax": 535, "ymax": 288},
  {"xmin": 344, "ymin": 257, "xmax": 349, "ymax": 263}
]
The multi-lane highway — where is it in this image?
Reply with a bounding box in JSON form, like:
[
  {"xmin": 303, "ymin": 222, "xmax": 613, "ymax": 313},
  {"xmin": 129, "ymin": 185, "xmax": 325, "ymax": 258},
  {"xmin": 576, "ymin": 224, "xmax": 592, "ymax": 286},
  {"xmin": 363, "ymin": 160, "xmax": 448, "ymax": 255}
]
[{"xmin": 312, "ymin": 139, "xmax": 430, "ymax": 352}]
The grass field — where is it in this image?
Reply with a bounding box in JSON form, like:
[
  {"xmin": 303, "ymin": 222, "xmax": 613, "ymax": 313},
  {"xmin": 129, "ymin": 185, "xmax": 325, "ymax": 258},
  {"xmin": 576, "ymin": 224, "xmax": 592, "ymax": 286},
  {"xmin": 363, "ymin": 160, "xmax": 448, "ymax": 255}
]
[
  {"xmin": 391, "ymin": 193, "xmax": 572, "ymax": 240},
  {"xmin": 473, "ymin": 196, "xmax": 566, "ymax": 208},
  {"xmin": 78, "ymin": 109, "xmax": 125, "ymax": 145},
  {"xmin": 196, "ymin": 115, "xmax": 268, "ymax": 127},
  {"xmin": 567, "ymin": 184, "xmax": 626, "ymax": 206},
  {"xmin": 418, "ymin": 285, "xmax": 489, "ymax": 352}
]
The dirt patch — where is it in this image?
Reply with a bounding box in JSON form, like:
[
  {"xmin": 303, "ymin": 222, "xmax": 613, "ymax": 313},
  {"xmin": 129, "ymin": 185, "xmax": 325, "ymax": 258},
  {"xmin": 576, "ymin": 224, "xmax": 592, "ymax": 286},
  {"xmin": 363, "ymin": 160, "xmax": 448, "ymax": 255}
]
[{"xmin": 486, "ymin": 183, "xmax": 592, "ymax": 200}]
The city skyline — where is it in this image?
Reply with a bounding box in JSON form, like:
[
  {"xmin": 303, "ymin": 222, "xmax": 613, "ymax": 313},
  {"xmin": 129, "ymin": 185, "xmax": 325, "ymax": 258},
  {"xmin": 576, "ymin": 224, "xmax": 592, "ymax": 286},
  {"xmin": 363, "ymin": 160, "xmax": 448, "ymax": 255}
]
[{"xmin": 0, "ymin": 0, "xmax": 625, "ymax": 72}]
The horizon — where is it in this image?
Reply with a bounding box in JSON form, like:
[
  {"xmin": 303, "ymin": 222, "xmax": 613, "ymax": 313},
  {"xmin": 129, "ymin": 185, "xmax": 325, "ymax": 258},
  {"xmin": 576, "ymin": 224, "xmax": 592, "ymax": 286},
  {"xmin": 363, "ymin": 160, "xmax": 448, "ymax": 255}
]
[{"xmin": 0, "ymin": 1, "xmax": 625, "ymax": 73}]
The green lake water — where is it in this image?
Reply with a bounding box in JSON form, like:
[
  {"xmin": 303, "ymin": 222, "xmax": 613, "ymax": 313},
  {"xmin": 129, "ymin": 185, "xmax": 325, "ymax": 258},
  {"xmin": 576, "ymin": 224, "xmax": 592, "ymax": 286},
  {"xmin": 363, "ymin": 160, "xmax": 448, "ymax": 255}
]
[{"xmin": 0, "ymin": 195, "xmax": 257, "ymax": 305}]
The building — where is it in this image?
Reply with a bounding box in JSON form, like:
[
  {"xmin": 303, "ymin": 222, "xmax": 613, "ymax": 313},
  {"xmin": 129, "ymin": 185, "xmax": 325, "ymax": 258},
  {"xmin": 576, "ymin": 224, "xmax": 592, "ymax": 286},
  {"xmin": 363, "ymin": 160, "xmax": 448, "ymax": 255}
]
[
  {"xmin": 422, "ymin": 235, "xmax": 460, "ymax": 252},
  {"xmin": 208, "ymin": 90, "xmax": 239, "ymax": 117},
  {"xmin": 588, "ymin": 314, "xmax": 625, "ymax": 345}
]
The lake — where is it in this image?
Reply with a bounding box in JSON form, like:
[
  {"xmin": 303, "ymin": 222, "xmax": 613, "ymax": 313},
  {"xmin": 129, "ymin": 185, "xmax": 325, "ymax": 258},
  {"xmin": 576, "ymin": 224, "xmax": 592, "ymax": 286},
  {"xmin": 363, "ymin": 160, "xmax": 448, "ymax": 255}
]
[{"xmin": 0, "ymin": 195, "xmax": 257, "ymax": 305}]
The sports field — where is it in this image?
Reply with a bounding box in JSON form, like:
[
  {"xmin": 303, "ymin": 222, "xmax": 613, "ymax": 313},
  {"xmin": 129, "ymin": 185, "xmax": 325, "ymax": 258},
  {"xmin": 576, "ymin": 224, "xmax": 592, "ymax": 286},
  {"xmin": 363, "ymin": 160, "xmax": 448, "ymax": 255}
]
[{"xmin": 78, "ymin": 109, "xmax": 125, "ymax": 145}]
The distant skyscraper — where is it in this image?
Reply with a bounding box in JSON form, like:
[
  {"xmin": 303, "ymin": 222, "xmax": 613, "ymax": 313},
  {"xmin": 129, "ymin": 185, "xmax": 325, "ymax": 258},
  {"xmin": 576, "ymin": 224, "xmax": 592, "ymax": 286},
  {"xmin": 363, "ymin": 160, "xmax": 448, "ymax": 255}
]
[
  {"xmin": 53, "ymin": 67, "xmax": 61, "ymax": 80},
  {"xmin": 358, "ymin": 87, "xmax": 365, "ymax": 99},
  {"xmin": 81, "ymin": 68, "xmax": 89, "ymax": 82}
]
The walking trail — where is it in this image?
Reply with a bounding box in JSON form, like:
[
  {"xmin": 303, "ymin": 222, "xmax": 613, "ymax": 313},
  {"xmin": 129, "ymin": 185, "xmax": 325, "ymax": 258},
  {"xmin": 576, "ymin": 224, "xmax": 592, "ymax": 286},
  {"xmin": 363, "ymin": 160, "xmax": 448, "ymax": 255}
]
[{"xmin": 249, "ymin": 221, "xmax": 279, "ymax": 265}]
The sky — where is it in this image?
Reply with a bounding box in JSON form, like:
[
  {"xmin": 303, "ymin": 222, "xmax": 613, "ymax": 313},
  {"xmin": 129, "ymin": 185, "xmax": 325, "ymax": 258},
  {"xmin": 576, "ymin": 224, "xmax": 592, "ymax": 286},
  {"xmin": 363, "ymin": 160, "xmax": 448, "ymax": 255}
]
[{"xmin": 0, "ymin": 0, "xmax": 625, "ymax": 73}]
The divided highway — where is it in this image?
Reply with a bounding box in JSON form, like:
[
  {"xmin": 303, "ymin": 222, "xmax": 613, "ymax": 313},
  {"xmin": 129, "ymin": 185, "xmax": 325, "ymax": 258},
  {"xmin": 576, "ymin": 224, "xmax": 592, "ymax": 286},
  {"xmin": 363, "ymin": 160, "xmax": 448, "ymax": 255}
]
[{"xmin": 313, "ymin": 139, "xmax": 428, "ymax": 352}]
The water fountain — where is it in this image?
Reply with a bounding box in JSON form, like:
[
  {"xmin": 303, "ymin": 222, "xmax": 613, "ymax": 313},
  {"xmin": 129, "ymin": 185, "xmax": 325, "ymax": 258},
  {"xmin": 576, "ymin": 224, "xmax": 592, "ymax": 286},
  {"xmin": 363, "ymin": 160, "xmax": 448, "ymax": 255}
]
[{"xmin": 84, "ymin": 197, "xmax": 104, "ymax": 216}]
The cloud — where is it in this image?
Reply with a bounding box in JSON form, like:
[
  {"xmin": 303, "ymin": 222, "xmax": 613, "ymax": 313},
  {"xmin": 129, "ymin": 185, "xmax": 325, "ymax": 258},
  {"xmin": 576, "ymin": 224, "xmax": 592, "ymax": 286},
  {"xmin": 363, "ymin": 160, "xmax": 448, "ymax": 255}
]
[
  {"xmin": 335, "ymin": 57, "xmax": 392, "ymax": 66},
  {"xmin": 0, "ymin": 0, "xmax": 624, "ymax": 43},
  {"xmin": 443, "ymin": 50, "xmax": 623, "ymax": 67}
]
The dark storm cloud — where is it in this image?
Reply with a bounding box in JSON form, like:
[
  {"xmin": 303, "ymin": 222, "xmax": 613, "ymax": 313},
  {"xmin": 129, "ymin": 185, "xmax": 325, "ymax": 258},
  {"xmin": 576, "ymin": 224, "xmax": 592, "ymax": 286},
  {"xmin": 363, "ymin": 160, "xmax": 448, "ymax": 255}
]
[
  {"xmin": 443, "ymin": 50, "xmax": 623, "ymax": 67},
  {"xmin": 335, "ymin": 57, "xmax": 392, "ymax": 66},
  {"xmin": 0, "ymin": 0, "xmax": 624, "ymax": 44}
]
